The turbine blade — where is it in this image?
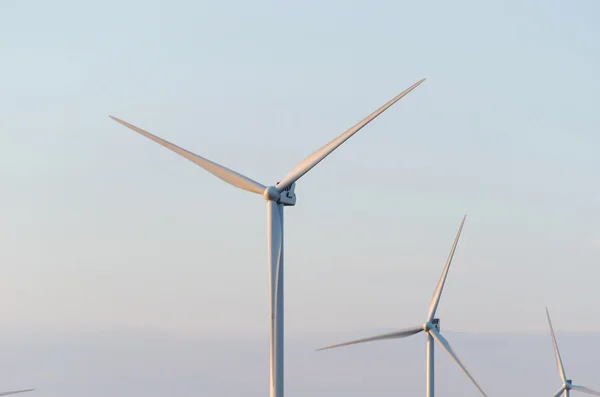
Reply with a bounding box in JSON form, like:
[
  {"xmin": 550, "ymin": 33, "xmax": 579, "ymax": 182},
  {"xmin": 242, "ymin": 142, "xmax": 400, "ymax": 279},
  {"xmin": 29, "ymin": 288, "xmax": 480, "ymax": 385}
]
[
  {"xmin": 109, "ymin": 116, "xmax": 266, "ymax": 195},
  {"xmin": 316, "ymin": 326, "xmax": 423, "ymax": 351},
  {"xmin": 0, "ymin": 390, "xmax": 35, "ymax": 396},
  {"xmin": 430, "ymin": 329, "xmax": 487, "ymax": 397},
  {"xmin": 546, "ymin": 307, "xmax": 567, "ymax": 383},
  {"xmin": 552, "ymin": 387, "xmax": 566, "ymax": 397},
  {"xmin": 571, "ymin": 385, "xmax": 600, "ymax": 397},
  {"xmin": 426, "ymin": 215, "xmax": 467, "ymax": 322},
  {"xmin": 275, "ymin": 78, "xmax": 426, "ymax": 191}
]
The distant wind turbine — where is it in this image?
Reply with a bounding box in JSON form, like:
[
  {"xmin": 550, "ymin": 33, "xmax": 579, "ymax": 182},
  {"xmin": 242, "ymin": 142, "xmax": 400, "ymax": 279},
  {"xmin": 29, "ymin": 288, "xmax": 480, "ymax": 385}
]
[
  {"xmin": 317, "ymin": 215, "xmax": 487, "ymax": 397},
  {"xmin": 0, "ymin": 390, "xmax": 34, "ymax": 396},
  {"xmin": 546, "ymin": 308, "xmax": 600, "ymax": 397},
  {"xmin": 108, "ymin": 78, "xmax": 425, "ymax": 397}
]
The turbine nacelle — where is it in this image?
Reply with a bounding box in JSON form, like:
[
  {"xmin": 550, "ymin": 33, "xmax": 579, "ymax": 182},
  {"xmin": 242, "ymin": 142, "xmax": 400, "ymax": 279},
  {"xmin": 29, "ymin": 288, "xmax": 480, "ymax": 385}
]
[
  {"xmin": 566, "ymin": 380, "xmax": 573, "ymax": 389},
  {"xmin": 424, "ymin": 318, "xmax": 441, "ymax": 332},
  {"xmin": 277, "ymin": 182, "xmax": 297, "ymax": 206},
  {"xmin": 262, "ymin": 183, "xmax": 296, "ymax": 205}
]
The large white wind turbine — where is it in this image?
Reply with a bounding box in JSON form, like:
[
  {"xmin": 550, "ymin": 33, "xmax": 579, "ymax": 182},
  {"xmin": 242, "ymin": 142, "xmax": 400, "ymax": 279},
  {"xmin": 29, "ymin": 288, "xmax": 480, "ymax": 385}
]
[
  {"xmin": 546, "ymin": 308, "xmax": 600, "ymax": 397},
  {"xmin": 108, "ymin": 78, "xmax": 425, "ymax": 397},
  {"xmin": 318, "ymin": 216, "xmax": 487, "ymax": 397}
]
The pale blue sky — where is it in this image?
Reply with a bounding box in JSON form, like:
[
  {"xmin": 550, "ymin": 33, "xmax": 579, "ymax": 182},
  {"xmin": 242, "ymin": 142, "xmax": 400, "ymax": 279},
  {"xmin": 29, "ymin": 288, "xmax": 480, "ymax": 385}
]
[{"xmin": 1, "ymin": 0, "xmax": 600, "ymax": 338}]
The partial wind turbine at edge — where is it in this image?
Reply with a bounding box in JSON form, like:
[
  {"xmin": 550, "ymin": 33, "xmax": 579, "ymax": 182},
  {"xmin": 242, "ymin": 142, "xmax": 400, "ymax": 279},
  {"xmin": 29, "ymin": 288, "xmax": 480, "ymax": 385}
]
[{"xmin": 545, "ymin": 308, "xmax": 600, "ymax": 397}]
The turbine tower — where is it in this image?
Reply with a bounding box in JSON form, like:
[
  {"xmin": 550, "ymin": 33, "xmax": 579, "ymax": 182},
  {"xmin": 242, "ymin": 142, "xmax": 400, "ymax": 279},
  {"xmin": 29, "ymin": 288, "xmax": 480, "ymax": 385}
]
[
  {"xmin": 108, "ymin": 78, "xmax": 425, "ymax": 397},
  {"xmin": 317, "ymin": 215, "xmax": 487, "ymax": 397},
  {"xmin": 546, "ymin": 308, "xmax": 600, "ymax": 397}
]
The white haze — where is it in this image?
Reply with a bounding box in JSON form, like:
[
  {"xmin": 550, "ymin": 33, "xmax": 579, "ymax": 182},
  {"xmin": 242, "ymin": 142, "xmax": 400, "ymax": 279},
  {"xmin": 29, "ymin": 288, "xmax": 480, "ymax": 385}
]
[{"xmin": 1, "ymin": 330, "xmax": 598, "ymax": 397}]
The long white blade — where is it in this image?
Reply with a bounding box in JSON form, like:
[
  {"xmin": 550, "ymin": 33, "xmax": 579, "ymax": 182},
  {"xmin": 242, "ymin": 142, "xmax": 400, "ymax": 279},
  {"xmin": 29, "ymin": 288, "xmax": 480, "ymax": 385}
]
[
  {"xmin": 316, "ymin": 326, "xmax": 423, "ymax": 351},
  {"xmin": 572, "ymin": 385, "xmax": 600, "ymax": 397},
  {"xmin": 0, "ymin": 390, "xmax": 34, "ymax": 396},
  {"xmin": 426, "ymin": 215, "xmax": 467, "ymax": 322},
  {"xmin": 430, "ymin": 329, "xmax": 487, "ymax": 397},
  {"xmin": 546, "ymin": 307, "xmax": 567, "ymax": 383},
  {"xmin": 275, "ymin": 78, "xmax": 426, "ymax": 191},
  {"xmin": 109, "ymin": 116, "xmax": 266, "ymax": 195},
  {"xmin": 552, "ymin": 387, "xmax": 566, "ymax": 397}
]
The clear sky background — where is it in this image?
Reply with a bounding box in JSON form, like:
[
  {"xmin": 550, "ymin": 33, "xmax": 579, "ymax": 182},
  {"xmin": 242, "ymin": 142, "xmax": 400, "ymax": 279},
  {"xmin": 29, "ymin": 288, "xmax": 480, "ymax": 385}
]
[{"xmin": 2, "ymin": 0, "xmax": 600, "ymax": 341}]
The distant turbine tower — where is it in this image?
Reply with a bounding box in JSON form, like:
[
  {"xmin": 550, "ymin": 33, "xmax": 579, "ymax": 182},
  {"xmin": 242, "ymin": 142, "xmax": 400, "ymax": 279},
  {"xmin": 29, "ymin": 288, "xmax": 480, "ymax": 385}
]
[
  {"xmin": 546, "ymin": 308, "xmax": 600, "ymax": 397},
  {"xmin": 108, "ymin": 78, "xmax": 425, "ymax": 397},
  {"xmin": 0, "ymin": 390, "xmax": 34, "ymax": 396},
  {"xmin": 317, "ymin": 215, "xmax": 487, "ymax": 397}
]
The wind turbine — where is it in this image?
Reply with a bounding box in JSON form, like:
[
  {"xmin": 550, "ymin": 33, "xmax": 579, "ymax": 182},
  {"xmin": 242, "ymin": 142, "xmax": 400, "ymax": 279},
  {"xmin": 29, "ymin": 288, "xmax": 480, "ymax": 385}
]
[
  {"xmin": 546, "ymin": 308, "xmax": 600, "ymax": 397},
  {"xmin": 317, "ymin": 215, "xmax": 487, "ymax": 397},
  {"xmin": 0, "ymin": 390, "xmax": 34, "ymax": 396},
  {"xmin": 108, "ymin": 78, "xmax": 425, "ymax": 397}
]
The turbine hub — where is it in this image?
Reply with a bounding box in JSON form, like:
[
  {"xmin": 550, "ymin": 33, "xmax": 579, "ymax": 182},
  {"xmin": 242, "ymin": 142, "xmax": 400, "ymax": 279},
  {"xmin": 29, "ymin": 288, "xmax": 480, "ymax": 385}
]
[
  {"xmin": 263, "ymin": 186, "xmax": 281, "ymax": 201},
  {"xmin": 266, "ymin": 182, "xmax": 297, "ymax": 206},
  {"xmin": 424, "ymin": 318, "xmax": 440, "ymax": 332}
]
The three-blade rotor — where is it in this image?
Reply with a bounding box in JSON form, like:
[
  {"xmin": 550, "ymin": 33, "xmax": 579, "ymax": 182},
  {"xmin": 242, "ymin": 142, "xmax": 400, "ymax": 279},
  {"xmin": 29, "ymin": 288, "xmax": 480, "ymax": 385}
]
[
  {"xmin": 109, "ymin": 78, "xmax": 425, "ymax": 397},
  {"xmin": 109, "ymin": 78, "xmax": 425, "ymax": 200},
  {"xmin": 317, "ymin": 216, "xmax": 486, "ymax": 396}
]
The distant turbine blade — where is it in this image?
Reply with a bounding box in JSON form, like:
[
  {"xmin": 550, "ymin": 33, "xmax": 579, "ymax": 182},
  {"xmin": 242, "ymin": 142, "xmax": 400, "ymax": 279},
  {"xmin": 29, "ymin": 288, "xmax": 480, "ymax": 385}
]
[
  {"xmin": 546, "ymin": 307, "xmax": 567, "ymax": 383},
  {"xmin": 316, "ymin": 326, "xmax": 423, "ymax": 351},
  {"xmin": 426, "ymin": 215, "xmax": 467, "ymax": 322},
  {"xmin": 430, "ymin": 329, "xmax": 487, "ymax": 397},
  {"xmin": 0, "ymin": 390, "xmax": 35, "ymax": 396},
  {"xmin": 571, "ymin": 385, "xmax": 600, "ymax": 397},
  {"xmin": 552, "ymin": 387, "xmax": 566, "ymax": 397},
  {"xmin": 275, "ymin": 78, "xmax": 426, "ymax": 191},
  {"xmin": 109, "ymin": 116, "xmax": 266, "ymax": 195}
]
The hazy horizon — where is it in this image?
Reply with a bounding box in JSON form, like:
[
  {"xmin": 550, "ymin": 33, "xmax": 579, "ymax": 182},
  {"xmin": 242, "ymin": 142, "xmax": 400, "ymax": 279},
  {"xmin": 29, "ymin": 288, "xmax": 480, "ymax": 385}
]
[{"xmin": 1, "ymin": 329, "xmax": 599, "ymax": 396}]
